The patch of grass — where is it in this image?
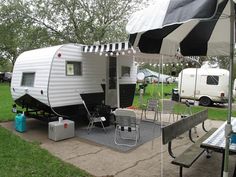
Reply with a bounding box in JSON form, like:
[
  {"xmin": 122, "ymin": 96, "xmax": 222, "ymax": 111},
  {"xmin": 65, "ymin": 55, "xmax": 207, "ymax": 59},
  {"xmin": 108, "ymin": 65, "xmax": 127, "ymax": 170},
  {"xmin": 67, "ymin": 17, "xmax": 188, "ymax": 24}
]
[
  {"xmin": 0, "ymin": 83, "xmax": 90, "ymax": 176},
  {"xmin": 174, "ymin": 103, "xmax": 236, "ymax": 121},
  {"xmin": 0, "ymin": 126, "xmax": 90, "ymax": 177},
  {"xmin": 133, "ymin": 83, "xmax": 236, "ymax": 121},
  {"xmin": 0, "ymin": 83, "xmax": 16, "ymax": 121},
  {"xmin": 133, "ymin": 83, "xmax": 177, "ymax": 108}
]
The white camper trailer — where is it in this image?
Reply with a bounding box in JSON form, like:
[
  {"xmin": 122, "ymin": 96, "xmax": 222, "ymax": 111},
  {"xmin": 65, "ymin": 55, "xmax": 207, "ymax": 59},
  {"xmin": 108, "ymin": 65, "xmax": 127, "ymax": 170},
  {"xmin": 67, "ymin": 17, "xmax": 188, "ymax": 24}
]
[
  {"xmin": 11, "ymin": 43, "xmax": 137, "ymax": 119},
  {"xmin": 178, "ymin": 68, "xmax": 229, "ymax": 106}
]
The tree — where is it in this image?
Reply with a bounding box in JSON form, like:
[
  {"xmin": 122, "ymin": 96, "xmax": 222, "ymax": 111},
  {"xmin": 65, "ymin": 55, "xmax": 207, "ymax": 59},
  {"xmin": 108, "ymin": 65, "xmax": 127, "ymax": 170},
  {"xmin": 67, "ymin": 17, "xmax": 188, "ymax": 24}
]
[
  {"xmin": 0, "ymin": 0, "xmax": 61, "ymax": 67},
  {"xmin": 0, "ymin": 0, "xmax": 149, "ymax": 69},
  {"xmin": 23, "ymin": 0, "xmax": 148, "ymax": 44}
]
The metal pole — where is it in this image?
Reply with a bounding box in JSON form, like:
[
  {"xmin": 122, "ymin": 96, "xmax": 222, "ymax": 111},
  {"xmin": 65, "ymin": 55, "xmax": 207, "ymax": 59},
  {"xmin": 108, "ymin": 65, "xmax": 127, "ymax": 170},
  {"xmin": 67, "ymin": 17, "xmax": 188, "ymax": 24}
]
[
  {"xmin": 179, "ymin": 64, "xmax": 184, "ymax": 102},
  {"xmin": 116, "ymin": 56, "xmax": 120, "ymax": 108},
  {"xmin": 158, "ymin": 55, "xmax": 161, "ymax": 86},
  {"xmin": 193, "ymin": 67, "xmax": 198, "ymax": 105},
  {"xmin": 223, "ymin": 0, "xmax": 235, "ymax": 177}
]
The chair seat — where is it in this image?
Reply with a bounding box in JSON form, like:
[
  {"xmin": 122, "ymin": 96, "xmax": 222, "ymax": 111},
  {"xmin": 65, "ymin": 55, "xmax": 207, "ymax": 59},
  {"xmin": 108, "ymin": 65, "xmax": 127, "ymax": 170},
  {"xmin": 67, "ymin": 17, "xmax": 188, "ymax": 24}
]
[{"xmin": 93, "ymin": 117, "xmax": 106, "ymax": 123}]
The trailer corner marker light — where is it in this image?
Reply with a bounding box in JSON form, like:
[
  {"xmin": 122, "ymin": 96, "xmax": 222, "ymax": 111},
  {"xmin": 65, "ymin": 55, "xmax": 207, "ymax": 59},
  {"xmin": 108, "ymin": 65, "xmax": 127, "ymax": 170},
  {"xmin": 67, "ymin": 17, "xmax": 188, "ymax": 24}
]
[
  {"xmin": 221, "ymin": 92, "xmax": 225, "ymax": 97},
  {"xmin": 58, "ymin": 53, "xmax": 61, "ymax": 58}
]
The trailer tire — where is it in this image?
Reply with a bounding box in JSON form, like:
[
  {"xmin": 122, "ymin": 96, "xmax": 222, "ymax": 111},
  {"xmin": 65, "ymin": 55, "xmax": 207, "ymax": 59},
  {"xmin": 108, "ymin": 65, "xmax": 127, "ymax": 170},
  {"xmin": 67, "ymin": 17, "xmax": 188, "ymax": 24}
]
[{"xmin": 199, "ymin": 97, "xmax": 212, "ymax": 106}]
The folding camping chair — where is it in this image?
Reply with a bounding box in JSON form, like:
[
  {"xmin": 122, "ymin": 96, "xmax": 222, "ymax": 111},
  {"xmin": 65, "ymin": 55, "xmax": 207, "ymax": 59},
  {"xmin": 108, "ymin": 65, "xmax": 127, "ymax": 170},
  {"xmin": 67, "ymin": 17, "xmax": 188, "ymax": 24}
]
[
  {"xmin": 114, "ymin": 109, "xmax": 140, "ymax": 147},
  {"xmin": 82, "ymin": 100, "xmax": 106, "ymax": 134},
  {"xmin": 181, "ymin": 100, "xmax": 198, "ymax": 136},
  {"xmin": 161, "ymin": 99, "xmax": 176, "ymax": 123},
  {"xmin": 141, "ymin": 98, "xmax": 160, "ymax": 122}
]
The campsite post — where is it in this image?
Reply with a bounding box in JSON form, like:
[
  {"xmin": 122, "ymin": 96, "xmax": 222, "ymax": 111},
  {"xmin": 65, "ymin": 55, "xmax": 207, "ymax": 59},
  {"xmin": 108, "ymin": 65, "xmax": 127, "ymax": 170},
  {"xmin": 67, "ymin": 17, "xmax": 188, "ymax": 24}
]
[{"xmin": 223, "ymin": 0, "xmax": 235, "ymax": 177}]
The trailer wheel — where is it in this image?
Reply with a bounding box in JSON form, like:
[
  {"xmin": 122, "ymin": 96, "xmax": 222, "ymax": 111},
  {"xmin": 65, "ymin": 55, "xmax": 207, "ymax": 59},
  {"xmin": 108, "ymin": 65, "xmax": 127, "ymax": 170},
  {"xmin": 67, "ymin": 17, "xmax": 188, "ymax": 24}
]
[{"xmin": 199, "ymin": 97, "xmax": 212, "ymax": 106}]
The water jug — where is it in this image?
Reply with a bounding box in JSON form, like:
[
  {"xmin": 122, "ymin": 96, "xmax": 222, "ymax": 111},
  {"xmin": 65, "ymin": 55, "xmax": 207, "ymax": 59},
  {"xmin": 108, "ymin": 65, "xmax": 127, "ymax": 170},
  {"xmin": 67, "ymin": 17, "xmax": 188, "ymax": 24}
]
[{"xmin": 15, "ymin": 112, "xmax": 26, "ymax": 132}]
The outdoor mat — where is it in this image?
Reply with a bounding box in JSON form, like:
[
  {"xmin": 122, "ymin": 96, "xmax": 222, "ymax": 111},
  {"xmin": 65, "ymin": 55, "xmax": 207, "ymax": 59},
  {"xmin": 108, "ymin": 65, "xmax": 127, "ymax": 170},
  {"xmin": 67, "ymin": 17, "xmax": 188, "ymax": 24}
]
[{"xmin": 75, "ymin": 120, "xmax": 161, "ymax": 152}]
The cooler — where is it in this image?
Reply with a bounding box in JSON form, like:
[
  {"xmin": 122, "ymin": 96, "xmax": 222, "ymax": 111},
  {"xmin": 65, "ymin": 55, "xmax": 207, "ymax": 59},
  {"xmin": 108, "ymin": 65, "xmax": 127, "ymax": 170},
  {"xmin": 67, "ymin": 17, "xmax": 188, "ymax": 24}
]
[
  {"xmin": 15, "ymin": 113, "xmax": 26, "ymax": 132},
  {"xmin": 48, "ymin": 119, "xmax": 75, "ymax": 141}
]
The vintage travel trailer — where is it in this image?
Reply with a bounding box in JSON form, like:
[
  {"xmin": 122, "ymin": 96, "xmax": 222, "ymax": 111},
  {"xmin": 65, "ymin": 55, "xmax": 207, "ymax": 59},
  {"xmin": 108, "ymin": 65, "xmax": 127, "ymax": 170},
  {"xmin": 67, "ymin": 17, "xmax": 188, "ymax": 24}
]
[
  {"xmin": 11, "ymin": 43, "xmax": 137, "ymax": 119},
  {"xmin": 178, "ymin": 67, "xmax": 229, "ymax": 106}
]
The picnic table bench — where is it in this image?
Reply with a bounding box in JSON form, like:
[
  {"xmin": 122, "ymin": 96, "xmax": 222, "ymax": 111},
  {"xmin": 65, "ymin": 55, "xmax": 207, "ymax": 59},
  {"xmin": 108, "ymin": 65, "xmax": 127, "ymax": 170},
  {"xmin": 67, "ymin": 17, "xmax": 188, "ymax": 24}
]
[{"xmin": 161, "ymin": 109, "xmax": 217, "ymax": 177}]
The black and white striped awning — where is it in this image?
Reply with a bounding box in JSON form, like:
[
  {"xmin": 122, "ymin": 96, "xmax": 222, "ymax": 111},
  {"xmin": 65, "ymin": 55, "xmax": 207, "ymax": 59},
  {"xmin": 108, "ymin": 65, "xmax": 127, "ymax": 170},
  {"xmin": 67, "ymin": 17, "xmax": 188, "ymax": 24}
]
[
  {"xmin": 83, "ymin": 42, "xmax": 132, "ymax": 53},
  {"xmin": 126, "ymin": 0, "xmax": 232, "ymax": 56},
  {"xmin": 82, "ymin": 41, "xmax": 186, "ymax": 63}
]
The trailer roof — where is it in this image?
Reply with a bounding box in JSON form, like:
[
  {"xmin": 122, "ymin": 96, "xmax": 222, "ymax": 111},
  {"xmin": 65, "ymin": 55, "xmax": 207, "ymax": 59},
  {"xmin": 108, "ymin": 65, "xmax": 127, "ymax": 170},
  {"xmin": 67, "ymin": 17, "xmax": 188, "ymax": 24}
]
[
  {"xmin": 182, "ymin": 68, "xmax": 229, "ymax": 76},
  {"xmin": 18, "ymin": 45, "xmax": 64, "ymax": 60}
]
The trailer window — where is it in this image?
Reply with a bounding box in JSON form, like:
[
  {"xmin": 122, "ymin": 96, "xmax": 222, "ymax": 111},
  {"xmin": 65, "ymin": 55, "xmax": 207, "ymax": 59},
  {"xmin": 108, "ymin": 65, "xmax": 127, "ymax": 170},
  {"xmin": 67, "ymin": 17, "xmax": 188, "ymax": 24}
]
[
  {"xmin": 66, "ymin": 61, "xmax": 82, "ymax": 76},
  {"xmin": 121, "ymin": 66, "xmax": 130, "ymax": 77},
  {"xmin": 21, "ymin": 73, "xmax": 35, "ymax": 87},
  {"xmin": 207, "ymin": 75, "xmax": 219, "ymax": 85}
]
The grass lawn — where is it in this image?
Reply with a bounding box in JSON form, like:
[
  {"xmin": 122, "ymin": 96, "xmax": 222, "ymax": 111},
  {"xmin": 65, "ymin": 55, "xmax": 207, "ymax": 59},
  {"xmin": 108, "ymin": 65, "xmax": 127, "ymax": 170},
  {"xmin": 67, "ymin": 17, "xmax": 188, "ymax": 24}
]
[
  {"xmin": 0, "ymin": 127, "xmax": 90, "ymax": 177},
  {"xmin": 133, "ymin": 83, "xmax": 236, "ymax": 121},
  {"xmin": 0, "ymin": 83, "xmax": 90, "ymax": 177},
  {"xmin": 0, "ymin": 83, "xmax": 16, "ymax": 121}
]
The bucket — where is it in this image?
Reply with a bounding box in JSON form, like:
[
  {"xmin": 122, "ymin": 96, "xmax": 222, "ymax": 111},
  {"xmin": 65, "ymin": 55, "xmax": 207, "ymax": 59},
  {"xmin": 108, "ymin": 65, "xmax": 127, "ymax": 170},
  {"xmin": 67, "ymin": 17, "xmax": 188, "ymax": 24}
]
[{"xmin": 15, "ymin": 113, "xmax": 26, "ymax": 132}]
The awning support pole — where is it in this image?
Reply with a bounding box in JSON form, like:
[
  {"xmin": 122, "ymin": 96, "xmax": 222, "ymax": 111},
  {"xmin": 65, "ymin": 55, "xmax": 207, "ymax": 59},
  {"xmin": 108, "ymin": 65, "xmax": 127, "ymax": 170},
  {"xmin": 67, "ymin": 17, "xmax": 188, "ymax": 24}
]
[{"xmin": 223, "ymin": 1, "xmax": 235, "ymax": 177}]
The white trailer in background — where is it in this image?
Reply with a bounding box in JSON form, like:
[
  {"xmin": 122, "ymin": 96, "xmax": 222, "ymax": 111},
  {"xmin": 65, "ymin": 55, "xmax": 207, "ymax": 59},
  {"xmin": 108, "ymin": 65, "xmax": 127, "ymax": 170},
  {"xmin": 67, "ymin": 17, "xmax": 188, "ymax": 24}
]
[
  {"xmin": 11, "ymin": 43, "xmax": 137, "ymax": 120},
  {"xmin": 178, "ymin": 67, "xmax": 229, "ymax": 106}
]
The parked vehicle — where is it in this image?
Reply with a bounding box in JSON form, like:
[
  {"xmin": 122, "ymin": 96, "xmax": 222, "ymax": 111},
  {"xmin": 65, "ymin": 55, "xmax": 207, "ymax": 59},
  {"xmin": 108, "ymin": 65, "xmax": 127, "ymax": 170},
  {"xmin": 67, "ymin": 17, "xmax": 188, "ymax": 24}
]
[
  {"xmin": 137, "ymin": 68, "xmax": 176, "ymax": 84},
  {"xmin": 178, "ymin": 67, "xmax": 229, "ymax": 106},
  {"xmin": 233, "ymin": 78, "xmax": 236, "ymax": 98},
  {"xmin": 0, "ymin": 72, "xmax": 12, "ymax": 82},
  {"xmin": 11, "ymin": 43, "xmax": 137, "ymax": 120}
]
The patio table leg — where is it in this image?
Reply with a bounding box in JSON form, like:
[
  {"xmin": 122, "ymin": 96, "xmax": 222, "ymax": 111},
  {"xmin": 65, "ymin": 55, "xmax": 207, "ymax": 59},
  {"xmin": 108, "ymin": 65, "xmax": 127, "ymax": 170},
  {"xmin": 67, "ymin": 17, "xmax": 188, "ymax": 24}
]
[
  {"xmin": 179, "ymin": 166, "xmax": 183, "ymax": 177},
  {"xmin": 221, "ymin": 152, "xmax": 225, "ymax": 177}
]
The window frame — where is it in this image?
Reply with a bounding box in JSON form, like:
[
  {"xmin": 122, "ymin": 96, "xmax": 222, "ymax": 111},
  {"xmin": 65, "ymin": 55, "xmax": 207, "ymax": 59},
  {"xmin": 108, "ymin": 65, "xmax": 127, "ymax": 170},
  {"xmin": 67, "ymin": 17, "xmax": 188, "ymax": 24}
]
[
  {"xmin": 66, "ymin": 61, "xmax": 82, "ymax": 76},
  {"xmin": 121, "ymin": 66, "xmax": 131, "ymax": 77},
  {"xmin": 206, "ymin": 75, "xmax": 219, "ymax": 85},
  {"xmin": 21, "ymin": 72, "xmax": 36, "ymax": 87}
]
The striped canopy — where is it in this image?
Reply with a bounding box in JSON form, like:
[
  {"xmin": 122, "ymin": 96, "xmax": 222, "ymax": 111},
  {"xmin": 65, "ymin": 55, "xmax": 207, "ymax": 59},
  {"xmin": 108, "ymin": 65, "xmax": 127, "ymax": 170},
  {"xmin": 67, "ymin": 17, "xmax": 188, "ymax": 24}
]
[
  {"xmin": 82, "ymin": 42, "xmax": 183, "ymax": 64},
  {"xmin": 82, "ymin": 42, "xmax": 131, "ymax": 53},
  {"xmin": 126, "ymin": 0, "xmax": 232, "ymax": 56}
]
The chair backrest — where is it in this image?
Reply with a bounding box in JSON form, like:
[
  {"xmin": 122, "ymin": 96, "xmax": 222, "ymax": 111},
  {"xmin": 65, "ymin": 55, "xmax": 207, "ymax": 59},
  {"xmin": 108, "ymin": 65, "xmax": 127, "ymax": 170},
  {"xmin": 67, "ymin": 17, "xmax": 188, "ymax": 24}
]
[
  {"xmin": 161, "ymin": 99, "xmax": 174, "ymax": 114},
  {"xmin": 146, "ymin": 99, "xmax": 158, "ymax": 111},
  {"xmin": 82, "ymin": 100, "xmax": 91, "ymax": 117},
  {"xmin": 183, "ymin": 100, "xmax": 192, "ymax": 116},
  {"xmin": 114, "ymin": 109, "xmax": 137, "ymax": 127}
]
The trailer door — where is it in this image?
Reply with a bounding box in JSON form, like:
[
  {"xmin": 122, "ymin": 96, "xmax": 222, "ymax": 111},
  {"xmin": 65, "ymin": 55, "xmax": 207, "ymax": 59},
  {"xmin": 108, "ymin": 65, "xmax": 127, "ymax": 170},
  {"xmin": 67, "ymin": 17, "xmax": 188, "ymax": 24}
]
[{"xmin": 105, "ymin": 56, "xmax": 117, "ymax": 107}]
